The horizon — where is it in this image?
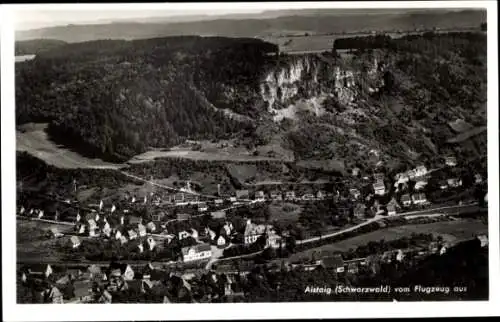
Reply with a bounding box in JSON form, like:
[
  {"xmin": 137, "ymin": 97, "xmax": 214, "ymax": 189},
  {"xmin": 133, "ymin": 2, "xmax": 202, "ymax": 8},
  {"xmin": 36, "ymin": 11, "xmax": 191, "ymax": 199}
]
[{"xmin": 14, "ymin": 7, "xmax": 480, "ymax": 32}]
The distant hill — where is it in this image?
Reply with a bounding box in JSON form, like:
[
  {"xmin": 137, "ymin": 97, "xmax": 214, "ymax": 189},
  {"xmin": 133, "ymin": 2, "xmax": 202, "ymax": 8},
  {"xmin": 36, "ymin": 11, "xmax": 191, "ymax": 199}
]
[{"xmin": 16, "ymin": 9, "xmax": 486, "ymax": 43}]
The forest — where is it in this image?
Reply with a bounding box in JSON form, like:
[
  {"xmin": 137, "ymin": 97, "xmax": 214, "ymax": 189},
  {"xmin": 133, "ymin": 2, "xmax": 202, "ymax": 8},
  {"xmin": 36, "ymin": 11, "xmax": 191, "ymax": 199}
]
[{"xmin": 16, "ymin": 36, "xmax": 277, "ymax": 162}]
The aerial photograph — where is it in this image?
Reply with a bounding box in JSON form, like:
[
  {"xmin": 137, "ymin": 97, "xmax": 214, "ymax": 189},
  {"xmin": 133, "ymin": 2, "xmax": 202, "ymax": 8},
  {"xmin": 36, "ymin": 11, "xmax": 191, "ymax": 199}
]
[{"xmin": 14, "ymin": 4, "xmax": 488, "ymax": 304}]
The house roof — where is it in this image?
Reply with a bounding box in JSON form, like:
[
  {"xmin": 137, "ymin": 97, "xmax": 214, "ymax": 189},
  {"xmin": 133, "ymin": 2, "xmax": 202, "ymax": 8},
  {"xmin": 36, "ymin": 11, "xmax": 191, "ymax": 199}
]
[
  {"xmin": 321, "ymin": 255, "xmax": 344, "ymax": 269},
  {"xmin": 413, "ymin": 193, "xmax": 427, "ymax": 200},
  {"xmin": 181, "ymin": 243, "xmax": 211, "ymax": 256},
  {"xmin": 401, "ymin": 194, "xmax": 411, "ymax": 202}
]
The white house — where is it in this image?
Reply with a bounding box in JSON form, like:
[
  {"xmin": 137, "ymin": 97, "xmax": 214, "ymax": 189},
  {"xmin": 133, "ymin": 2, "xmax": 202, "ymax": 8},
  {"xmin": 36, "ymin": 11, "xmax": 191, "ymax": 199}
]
[
  {"xmin": 217, "ymin": 235, "xmax": 226, "ymax": 247},
  {"xmin": 244, "ymin": 219, "xmax": 266, "ymax": 245},
  {"xmin": 445, "ymin": 156, "xmax": 457, "ymax": 167},
  {"xmin": 128, "ymin": 230, "xmax": 138, "ymax": 240},
  {"xmin": 198, "ymin": 203, "xmax": 208, "ymax": 212},
  {"xmin": 178, "ymin": 231, "xmax": 191, "ymax": 240},
  {"xmin": 71, "ymin": 236, "xmax": 81, "ymax": 249},
  {"xmin": 120, "ymin": 236, "xmax": 128, "ymax": 245},
  {"xmin": 191, "ymin": 228, "xmax": 199, "ymax": 240},
  {"xmin": 412, "ymin": 193, "xmax": 428, "ymax": 205},
  {"xmin": 182, "ymin": 244, "xmax": 212, "ymax": 262},
  {"xmin": 146, "ymin": 222, "xmax": 156, "ymax": 232},
  {"xmin": 146, "ymin": 237, "xmax": 156, "ymax": 251},
  {"xmin": 205, "ymin": 227, "xmax": 216, "ymax": 240},
  {"xmin": 401, "ymin": 194, "xmax": 412, "ymax": 207},
  {"xmin": 115, "ymin": 230, "xmax": 122, "ymax": 240},
  {"xmin": 138, "ymin": 224, "xmax": 147, "ymax": 237},
  {"xmin": 373, "ymin": 180, "xmax": 386, "ymax": 196},
  {"xmin": 254, "ymin": 191, "xmax": 266, "ymax": 202}
]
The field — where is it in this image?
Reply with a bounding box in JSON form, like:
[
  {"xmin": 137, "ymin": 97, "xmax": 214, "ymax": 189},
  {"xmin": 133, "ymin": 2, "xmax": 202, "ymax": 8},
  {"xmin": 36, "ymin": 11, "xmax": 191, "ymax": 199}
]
[
  {"xmin": 16, "ymin": 123, "xmax": 124, "ymax": 169},
  {"xmin": 268, "ymin": 202, "xmax": 303, "ymax": 224},
  {"xmin": 17, "ymin": 219, "xmax": 76, "ymax": 263},
  {"xmin": 286, "ymin": 219, "xmax": 488, "ymax": 263}
]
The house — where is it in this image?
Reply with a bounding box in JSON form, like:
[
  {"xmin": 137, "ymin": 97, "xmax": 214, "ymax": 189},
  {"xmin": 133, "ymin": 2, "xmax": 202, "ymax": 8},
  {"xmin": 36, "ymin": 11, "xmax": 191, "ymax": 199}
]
[
  {"xmin": 178, "ymin": 231, "xmax": 191, "ymax": 240},
  {"xmin": 270, "ymin": 191, "xmax": 283, "ymax": 201},
  {"xmin": 222, "ymin": 222, "xmax": 233, "ymax": 236},
  {"xmin": 477, "ymin": 235, "xmax": 488, "ymax": 248},
  {"xmin": 353, "ymin": 203, "xmax": 366, "ymax": 219},
  {"xmin": 316, "ymin": 190, "xmax": 326, "ymax": 200},
  {"xmin": 229, "ymin": 197, "xmax": 237, "ymax": 203},
  {"xmin": 177, "ymin": 213, "xmax": 191, "ymax": 221},
  {"xmin": 151, "ymin": 212, "xmax": 166, "ymax": 222},
  {"xmin": 447, "ymin": 178, "xmax": 462, "ymax": 188},
  {"xmin": 70, "ymin": 236, "xmax": 81, "ymax": 249},
  {"xmin": 146, "ymin": 237, "xmax": 157, "ymax": 251},
  {"xmin": 108, "ymin": 263, "xmax": 135, "ymax": 281},
  {"xmin": 211, "ymin": 211, "xmax": 226, "ymax": 219},
  {"xmin": 349, "ymin": 188, "xmax": 361, "ymax": 200},
  {"xmin": 87, "ymin": 219, "xmax": 98, "ymax": 232},
  {"xmin": 146, "ymin": 222, "xmax": 157, "ymax": 232},
  {"xmin": 138, "ymin": 223, "xmax": 147, "ymax": 237},
  {"xmin": 412, "ymin": 193, "xmax": 428, "ymax": 205},
  {"xmin": 182, "ymin": 244, "xmax": 212, "ymax": 262},
  {"xmin": 119, "ymin": 235, "xmax": 128, "ymax": 245},
  {"xmin": 48, "ymin": 286, "xmax": 64, "ymax": 304},
  {"xmin": 320, "ymin": 255, "xmax": 345, "ymax": 273},
  {"xmin": 184, "ymin": 193, "xmax": 200, "ymax": 204},
  {"xmin": 351, "ymin": 167, "xmax": 360, "ymax": 177},
  {"xmin": 128, "ymin": 230, "xmax": 138, "ymax": 240},
  {"xmin": 254, "ymin": 191, "xmax": 266, "ymax": 202},
  {"xmin": 205, "ymin": 227, "xmax": 217, "ymax": 240},
  {"xmin": 401, "ymin": 194, "xmax": 412, "ymax": 207},
  {"xmin": 267, "ymin": 232, "xmax": 284, "ymax": 249},
  {"xmin": 414, "ymin": 180, "xmax": 428, "ymax": 191},
  {"xmin": 216, "ymin": 235, "xmax": 227, "ymax": 247},
  {"xmin": 445, "ymin": 156, "xmax": 457, "ymax": 167},
  {"xmin": 235, "ymin": 190, "xmax": 250, "ymax": 200},
  {"xmin": 198, "ymin": 202, "xmax": 208, "ymax": 212},
  {"xmin": 373, "ymin": 180, "xmax": 386, "ymax": 196},
  {"xmin": 374, "ymin": 172, "xmax": 385, "ymax": 181},
  {"xmin": 301, "ymin": 193, "xmax": 315, "ymax": 201},
  {"xmin": 24, "ymin": 264, "xmax": 53, "ymax": 278},
  {"xmin": 50, "ymin": 227, "xmax": 64, "ymax": 238},
  {"xmin": 87, "ymin": 265, "xmax": 105, "ymax": 281},
  {"xmin": 243, "ymin": 219, "xmax": 267, "ymax": 245},
  {"xmin": 386, "ymin": 198, "xmax": 399, "ymax": 216},
  {"xmin": 285, "ymin": 191, "xmax": 296, "ymax": 201},
  {"xmin": 173, "ymin": 193, "xmax": 185, "ymax": 204},
  {"xmin": 102, "ymin": 222, "xmax": 112, "ymax": 237},
  {"xmin": 214, "ymin": 199, "xmax": 224, "ymax": 206},
  {"xmin": 414, "ymin": 165, "xmax": 428, "ymax": 178},
  {"xmin": 191, "ymin": 228, "xmax": 199, "ymax": 240},
  {"xmin": 115, "ymin": 230, "xmax": 122, "ymax": 240}
]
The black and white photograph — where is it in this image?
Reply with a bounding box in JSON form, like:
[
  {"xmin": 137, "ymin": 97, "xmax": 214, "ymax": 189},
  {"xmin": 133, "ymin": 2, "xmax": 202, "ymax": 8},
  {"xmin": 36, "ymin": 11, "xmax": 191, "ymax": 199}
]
[{"xmin": 1, "ymin": 1, "xmax": 499, "ymax": 319}]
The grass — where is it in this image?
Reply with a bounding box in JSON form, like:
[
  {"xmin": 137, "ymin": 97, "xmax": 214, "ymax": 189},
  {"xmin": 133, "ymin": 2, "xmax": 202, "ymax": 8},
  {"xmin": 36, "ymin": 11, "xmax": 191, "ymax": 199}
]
[
  {"xmin": 16, "ymin": 123, "xmax": 124, "ymax": 169},
  {"xmin": 287, "ymin": 218, "xmax": 487, "ymax": 263},
  {"xmin": 268, "ymin": 202, "xmax": 302, "ymax": 224}
]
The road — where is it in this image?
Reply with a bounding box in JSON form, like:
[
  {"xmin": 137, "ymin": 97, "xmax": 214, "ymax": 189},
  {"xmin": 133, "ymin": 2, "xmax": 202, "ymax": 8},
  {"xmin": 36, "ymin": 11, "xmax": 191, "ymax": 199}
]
[{"xmin": 297, "ymin": 202, "xmax": 480, "ymax": 245}]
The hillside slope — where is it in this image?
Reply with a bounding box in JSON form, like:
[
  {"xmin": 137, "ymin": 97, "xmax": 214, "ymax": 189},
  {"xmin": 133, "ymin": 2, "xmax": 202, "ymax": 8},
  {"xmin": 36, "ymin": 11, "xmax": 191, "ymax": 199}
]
[{"xmin": 16, "ymin": 32, "xmax": 487, "ymax": 173}]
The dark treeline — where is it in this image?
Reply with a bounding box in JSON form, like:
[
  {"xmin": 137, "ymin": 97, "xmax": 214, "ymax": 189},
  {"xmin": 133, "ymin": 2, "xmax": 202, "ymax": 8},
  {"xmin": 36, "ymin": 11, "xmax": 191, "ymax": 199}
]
[{"xmin": 16, "ymin": 36, "xmax": 278, "ymax": 162}]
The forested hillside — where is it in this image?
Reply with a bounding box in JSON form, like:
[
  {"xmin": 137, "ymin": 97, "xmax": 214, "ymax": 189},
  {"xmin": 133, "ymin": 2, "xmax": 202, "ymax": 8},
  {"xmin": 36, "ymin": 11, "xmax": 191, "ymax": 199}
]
[
  {"xmin": 15, "ymin": 39, "xmax": 67, "ymax": 55},
  {"xmin": 16, "ymin": 36, "xmax": 278, "ymax": 161}
]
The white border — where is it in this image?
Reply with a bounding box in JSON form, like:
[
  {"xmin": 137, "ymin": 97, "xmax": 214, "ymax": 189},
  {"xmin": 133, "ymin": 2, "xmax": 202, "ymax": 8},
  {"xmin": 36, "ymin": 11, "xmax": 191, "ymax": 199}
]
[{"xmin": 1, "ymin": 1, "xmax": 498, "ymax": 320}]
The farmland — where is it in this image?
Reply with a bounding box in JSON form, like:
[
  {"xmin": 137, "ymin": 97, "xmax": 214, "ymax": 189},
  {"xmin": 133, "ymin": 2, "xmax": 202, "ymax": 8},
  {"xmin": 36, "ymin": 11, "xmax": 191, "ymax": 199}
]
[{"xmin": 286, "ymin": 218, "xmax": 488, "ymax": 263}]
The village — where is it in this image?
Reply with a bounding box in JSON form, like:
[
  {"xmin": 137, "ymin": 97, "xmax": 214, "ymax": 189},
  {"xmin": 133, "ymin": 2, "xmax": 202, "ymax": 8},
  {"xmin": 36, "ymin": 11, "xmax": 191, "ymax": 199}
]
[{"xmin": 16, "ymin": 152, "xmax": 489, "ymax": 303}]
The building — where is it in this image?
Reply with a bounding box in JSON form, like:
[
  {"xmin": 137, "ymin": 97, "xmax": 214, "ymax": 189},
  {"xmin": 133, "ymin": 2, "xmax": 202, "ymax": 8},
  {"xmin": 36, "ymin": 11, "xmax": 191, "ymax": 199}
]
[
  {"xmin": 414, "ymin": 180, "xmax": 428, "ymax": 191},
  {"xmin": 146, "ymin": 237, "xmax": 157, "ymax": 251},
  {"xmin": 138, "ymin": 223, "xmax": 147, "ymax": 237},
  {"xmin": 349, "ymin": 188, "xmax": 361, "ymax": 200},
  {"xmin": 50, "ymin": 227, "xmax": 64, "ymax": 238},
  {"xmin": 373, "ymin": 180, "xmax": 386, "ymax": 196},
  {"xmin": 477, "ymin": 235, "xmax": 488, "ymax": 248},
  {"xmin": 128, "ymin": 230, "xmax": 138, "ymax": 240},
  {"xmin": 386, "ymin": 198, "xmax": 399, "ymax": 216},
  {"xmin": 198, "ymin": 202, "xmax": 208, "ymax": 212},
  {"xmin": 214, "ymin": 199, "xmax": 224, "ymax": 206},
  {"xmin": 374, "ymin": 172, "xmax": 385, "ymax": 181},
  {"xmin": 254, "ymin": 191, "xmax": 266, "ymax": 202},
  {"xmin": 320, "ymin": 255, "xmax": 345, "ymax": 273},
  {"xmin": 301, "ymin": 193, "xmax": 315, "ymax": 201},
  {"xmin": 216, "ymin": 235, "xmax": 227, "ymax": 247},
  {"xmin": 235, "ymin": 190, "xmax": 250, "ymax": 200},
  {"xmin": 414, "ymin": 165, "xmax": 428, "ymax": 178},
  {"xmin": 70, "ymin": 236, "xmax": 81, "ymax": 249},
  {"xmin": 24, "ymin": 264, "xmax": 53, "ymax": 279},
  {"xmin": 445, "ymin": 156, "xmax": 457, "ymax": 167},
  {"xmin": 401, "ymin": 194, "xmax": 412, "ymax": 207},
  {"xmin": 173, "ymin": 193, "xmax": 185, "ymax": 204},
  {"xmin": 146, "ymin": 221, "xmax": 157, "ymax": 232},
  {"xmin": 182, "ymin": 244, "xmax": 212, "ymax": 262},
  {"xmin": 178, "ymin": 231, "xmax": 191, "ymax": 240},
  {"xmin": 285, "ymin": 191, "xmax": 296, "ymax": 201},
  {"xmin": 151, "ymin": 212, "xmax": 166, "ymax": 222},
  {"xmin": 48, "ymin": 286, "xmax": 64, "ymax": 304},
  {"xmin": 353, "ymin": 203, "xmax": 366, "ymax": 219},
  {"xmin": 108, "ymin": 263, "xmax": 135, "ymax": 281},
  {"xmin": 244, "ymin": 219, "xmax": 267, "ymax": 245},
  {"xmin": 412, "ymin": 193, "xmax": 428, "ymax": 205},
  {"xmin": 211, "ymin": 211, "xmax": 226, "ymax": 219},
  {"xmin": 270, "ymin": 191, "xmax": 283, "ymax": 201},
  {"xmin": 177, "ymin": 213, "xmax": 191, "ymax": 221},
  {"xmin": 447, "ymin": 178, "xmax": 462, "ymax": 188},
  {"xmin": 316, "ymin": 190, "xmax": 326, "ymax": 200}
]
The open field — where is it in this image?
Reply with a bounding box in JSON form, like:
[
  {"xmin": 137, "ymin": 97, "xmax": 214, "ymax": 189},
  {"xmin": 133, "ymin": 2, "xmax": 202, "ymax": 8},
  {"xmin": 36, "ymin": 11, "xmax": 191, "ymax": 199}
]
[
  {"xmin": 128, "ymin": 149, "xmax": 285, "ymax": 163},
  {"xmin": 287, "ymin": 219, "xmax": 487, "ymax": 263},
  {"xmin": 269, "ymin": 202, "xmax": 303, "ymax": 224},
  {"xmin": 16, "ymin": 123, "xmax": 124, "ymax": 169}
]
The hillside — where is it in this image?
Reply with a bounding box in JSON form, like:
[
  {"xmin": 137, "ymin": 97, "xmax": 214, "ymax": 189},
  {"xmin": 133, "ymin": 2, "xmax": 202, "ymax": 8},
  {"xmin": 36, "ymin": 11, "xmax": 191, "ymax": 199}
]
[
  {"xmin": 15, "ymin": 39, "xmax": 67, "ymax": 55},
  {"xmin": 15, "ymin": 10, "xmax": 485, "ymax": 43},
  {"xmin": 16, "ymin": 32, "xmax": 487, "ymax": 173}
]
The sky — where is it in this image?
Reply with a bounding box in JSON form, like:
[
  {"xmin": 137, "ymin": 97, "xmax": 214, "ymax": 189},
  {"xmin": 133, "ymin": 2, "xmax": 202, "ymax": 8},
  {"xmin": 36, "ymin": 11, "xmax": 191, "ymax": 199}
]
[{"xmin": 14, "ymin": 7, "xmax": 266, "ymax": 31}]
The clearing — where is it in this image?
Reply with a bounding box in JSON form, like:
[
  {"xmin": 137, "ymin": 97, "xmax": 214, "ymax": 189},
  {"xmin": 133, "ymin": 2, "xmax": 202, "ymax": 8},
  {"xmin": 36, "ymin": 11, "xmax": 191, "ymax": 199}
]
[{"xmin": 16, "ymin": 123, "xmax": 124, "ymax": 169}]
